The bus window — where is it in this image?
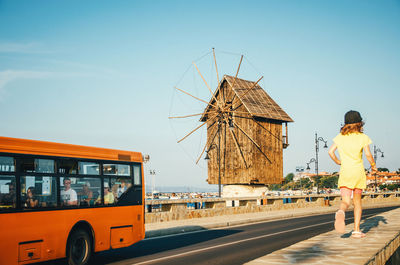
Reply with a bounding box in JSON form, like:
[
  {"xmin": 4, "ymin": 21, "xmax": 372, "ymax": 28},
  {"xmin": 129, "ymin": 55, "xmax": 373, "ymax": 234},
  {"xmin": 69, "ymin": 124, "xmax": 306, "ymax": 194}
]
[
  {"xmin": 20, "ymin": 176, "xmax": 57, "ymax": 208},
  {"xmin": 20, "ymin": 158, "xmax": 54, "ymax": 173},
  {"xmin": 95, "ymin": 180, "xmax": 115, "ymax": 205},
  {"xmin": 60, "ymin": 177, "xmax": 78, "ymax": 206},
  {"xmin": 78, "ymin": 162, "xmax": 99, "ymax": 175},
  {"xmin": 58, "ymin": 160, "xmax": 78, "ymax": 174},
  {"xmin": 111, "ymin": 177, "xmax": 132, "ymax": 201},
  {"xmin": 133, "ymin": 165, "xmax": 141, "ymax": 186},
  {"xmin": 0, "ymin": 156, "xmax": 15, "ymax": 172},
  {"xmin": 103, "ymin": 164, "xmax": 130, "ymax": 176},
  {"xmin": 0, "ymin": 176, "xmax": 16, "ymax": 209},
  {"xmin": 75, "ymin": 177, "xmax": 101, "ymax": 206}
]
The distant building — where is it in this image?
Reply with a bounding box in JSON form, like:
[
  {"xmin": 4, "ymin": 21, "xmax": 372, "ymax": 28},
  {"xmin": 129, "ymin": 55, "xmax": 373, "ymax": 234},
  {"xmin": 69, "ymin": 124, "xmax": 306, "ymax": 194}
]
[
  {"xmin": 366, "ymin": 171, "xmax": 400, "ymax": 187},
  {"xmin": 293, "ymin": 171, "xmax": 333, "ymax": 182}
]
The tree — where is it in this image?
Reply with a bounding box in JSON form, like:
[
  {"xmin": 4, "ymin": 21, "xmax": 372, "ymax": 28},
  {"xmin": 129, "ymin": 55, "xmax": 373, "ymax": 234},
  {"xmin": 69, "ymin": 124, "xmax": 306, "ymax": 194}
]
[
  {"xmin": 320, "ymin": 175, "xmax": 338, "ymax": 189},
  {"xmin": 284, "ymin": 173, "xmax": 294, "ymax": 184},
  {"xmin": 269, "ymin": 184, "xmax": 282, "ymax": 191},
  {"xmin": 311, "ymin": 175, "xmax": 322, "ymax": 188},
  {"xmin": 296, "ymin": 178, "xmax": 312, "ymax": 189},
  {"xmin": 378, "ymin": 168, "xmax": 389, "ymax": 172}
]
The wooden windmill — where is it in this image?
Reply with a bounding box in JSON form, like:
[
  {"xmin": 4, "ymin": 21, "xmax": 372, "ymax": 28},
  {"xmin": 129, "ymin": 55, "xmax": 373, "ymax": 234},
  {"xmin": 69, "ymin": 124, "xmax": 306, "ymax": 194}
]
[{"xmin": 170, "ymin": 49, "xmax": 293, "ymax": 196}]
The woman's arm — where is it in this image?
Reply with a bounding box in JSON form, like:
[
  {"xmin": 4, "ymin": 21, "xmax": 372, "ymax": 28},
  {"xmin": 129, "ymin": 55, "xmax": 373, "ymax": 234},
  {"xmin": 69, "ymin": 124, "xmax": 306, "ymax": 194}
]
[
  {"xmin": 328, "ymin": 143, "xmax": 341, "ymax": 165},
  {"xmin": 364, "ymin": 145, "xmax": 377, "ymax": 172},
  {"xmin": 27, "ymin": 198, "xmax": 38, "ymax": 207}
]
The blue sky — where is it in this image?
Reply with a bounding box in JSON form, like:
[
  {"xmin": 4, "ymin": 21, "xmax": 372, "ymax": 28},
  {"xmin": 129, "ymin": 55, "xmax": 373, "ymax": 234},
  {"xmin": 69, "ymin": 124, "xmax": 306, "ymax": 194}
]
[{"xmin": 0, "ymin": 0, "xmax": 399, "ymax": 189}]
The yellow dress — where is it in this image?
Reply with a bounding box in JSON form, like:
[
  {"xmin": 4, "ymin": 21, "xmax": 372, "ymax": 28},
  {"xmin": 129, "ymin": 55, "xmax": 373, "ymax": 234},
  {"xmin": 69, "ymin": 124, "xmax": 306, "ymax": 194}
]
[{"xmin": 333, "ymin": 133, "xmax": 372, "ymax": 189}]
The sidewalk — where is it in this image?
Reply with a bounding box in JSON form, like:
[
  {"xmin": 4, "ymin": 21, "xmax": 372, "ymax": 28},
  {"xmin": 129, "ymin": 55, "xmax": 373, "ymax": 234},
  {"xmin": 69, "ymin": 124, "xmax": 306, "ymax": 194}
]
[
  {"xmin": 245, "ymin": 207, "xmax": 400, "ymax": 265},
  {"xmin": 145, "ymin": 201, "xmax": 400, "ymax": 238}
]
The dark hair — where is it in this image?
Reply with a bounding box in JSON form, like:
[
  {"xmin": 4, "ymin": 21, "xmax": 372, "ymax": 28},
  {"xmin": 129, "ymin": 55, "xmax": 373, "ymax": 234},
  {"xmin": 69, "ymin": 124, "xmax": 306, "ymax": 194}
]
[
  {"xmin": 340, "ymin": 121, "xmax": 364, "ymax": 135},
  {"xmin": 27, "ymin": 186, "xmax": 35, "ymax": 195}
]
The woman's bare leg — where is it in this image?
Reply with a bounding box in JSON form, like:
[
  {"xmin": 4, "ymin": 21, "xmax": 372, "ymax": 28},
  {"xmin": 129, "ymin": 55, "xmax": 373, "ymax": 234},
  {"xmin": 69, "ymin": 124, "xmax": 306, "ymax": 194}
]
[
  {"xmin": 335, "ymin": 194, "xmax": 351, "ymax": 233},
  {"xmin": 340, "ymin": 195, "xmax": 351, "ymax": 212},
  {"xmin": 353, "ymin": 193, "xmax": 362, "ymax": 232}
]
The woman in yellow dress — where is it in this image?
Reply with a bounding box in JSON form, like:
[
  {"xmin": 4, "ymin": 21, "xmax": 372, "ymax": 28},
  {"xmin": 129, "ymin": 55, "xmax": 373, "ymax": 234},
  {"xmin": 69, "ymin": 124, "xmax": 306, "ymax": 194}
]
[{"xmin": 328, "ymin": 110, "xmax": 377, "ymax": 238}]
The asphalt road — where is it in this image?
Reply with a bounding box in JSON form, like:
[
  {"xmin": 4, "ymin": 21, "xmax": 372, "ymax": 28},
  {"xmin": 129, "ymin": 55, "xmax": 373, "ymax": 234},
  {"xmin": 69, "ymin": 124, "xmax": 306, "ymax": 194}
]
[{"xmin": 86, "ymin": 206, "xmax": 398, "ymax": 265}]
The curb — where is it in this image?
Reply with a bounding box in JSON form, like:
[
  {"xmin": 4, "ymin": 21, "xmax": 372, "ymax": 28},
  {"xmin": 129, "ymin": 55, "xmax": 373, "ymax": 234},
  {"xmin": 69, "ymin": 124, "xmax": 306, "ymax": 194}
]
[{"xmin": 145, "ymin": 202, "xmax": 400, "ymax": 239}]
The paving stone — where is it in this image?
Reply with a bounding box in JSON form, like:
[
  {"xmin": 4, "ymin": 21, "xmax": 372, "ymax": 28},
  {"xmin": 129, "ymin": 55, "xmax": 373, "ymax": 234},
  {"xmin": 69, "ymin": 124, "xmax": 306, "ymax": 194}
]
[{"xmin": 245, "ymin": 208, "xmax": 400, "ymax": 265}]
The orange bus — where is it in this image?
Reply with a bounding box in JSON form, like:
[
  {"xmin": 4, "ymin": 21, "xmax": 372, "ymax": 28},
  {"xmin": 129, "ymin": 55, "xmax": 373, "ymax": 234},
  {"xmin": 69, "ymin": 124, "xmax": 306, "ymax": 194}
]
[{"xmin": 0, "ymin": 136, "xmax": 145, "ymax": 265}]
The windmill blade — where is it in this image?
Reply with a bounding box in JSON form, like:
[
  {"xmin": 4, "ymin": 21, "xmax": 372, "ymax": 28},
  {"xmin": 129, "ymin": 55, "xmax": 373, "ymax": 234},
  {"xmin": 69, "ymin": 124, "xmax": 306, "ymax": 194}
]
[
  {"xmin": 231, "ymin": 76, "xmax": 263, "ymax": 110},
  {"xmin": 230, "ymin": 114, "xmax": 285, "ymax": 142},
  {"xmin": 175, "ymin": 86, "xmax": 219, "ymax": 110},
  {"xmin": 227, "ymin": 110, "xmax": 254, "ymax": 115},
  {"xmin": 169, "ymin": 112, "xmax": 214, "ymax": 119},
  {"xmin": 221, "ymin": 116, "xmax": 248, "ymax": 168},
  {"xmin": 207, "ymin": 118, "xmax": 218, "ymax": 130},
  {"xmin": 212, "ymin": 48, "xmax": 220, "ymax": 87},
  {"xmin": 223, "ymin": 119, "xmax": 227, "ymax": 178},
  {"xmin": 196, "ymin": 122, "xmax": 220, "ymax": 164},
  {"xmin": 232, "ymin": 120, "xmax": 272, "ymax": 164},
  {"xmin": 228, "ymin": 125, "xmax": 248, "ymax": 168},
  {"xmin": 177, "ymin": 112, "xmax": 219, "ymax": 143},
  {"xmin": 228, "ymin": 55, "xmax": 243, "ymax": 93},
  {"xmin": 252, "ymin": 118, "xmax": 282, "ymax": 142},
  {"xmin": 193, "ymin": 62, "xmax": 223, "ymax": 109}
]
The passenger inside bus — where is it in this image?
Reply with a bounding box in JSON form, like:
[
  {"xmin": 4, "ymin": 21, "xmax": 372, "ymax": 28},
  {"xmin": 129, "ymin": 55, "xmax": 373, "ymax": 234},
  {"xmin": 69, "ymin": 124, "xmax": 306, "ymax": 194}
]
[
  {"xmin": 25, "ymin": 186, "xmax": 39, "ymax": 208},
  {"xmin": 116, "ymin": 179, "xmax": 128, "ymax": 198},
  {"xmin": 61, "ymin": 178, "xmax": 78, "ymax": 206},
  {"xmin": 80, "ymin": 182, "xmax": 93, "ymax": 206},
  {"xmin": 96, "ymin": 182, "xmax": 114, "ymax": 205},
  {"xmin": 1, "ymin": 182, "xmax": 16, "ymax": 207}
]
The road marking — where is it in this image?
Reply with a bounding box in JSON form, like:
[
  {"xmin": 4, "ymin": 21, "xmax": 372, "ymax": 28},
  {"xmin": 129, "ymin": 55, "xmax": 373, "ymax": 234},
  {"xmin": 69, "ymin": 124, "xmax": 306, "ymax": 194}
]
[
  {"xmin": 135, "ymin": 220, "xmax": 331, "ymax": 264},
  {"xmin": 143, "ymin": 212, "xmax": 374, "ymax": 241},
  {"xmin": 133, "ymin": 212, "xmax": 376, "ymax": 264}
]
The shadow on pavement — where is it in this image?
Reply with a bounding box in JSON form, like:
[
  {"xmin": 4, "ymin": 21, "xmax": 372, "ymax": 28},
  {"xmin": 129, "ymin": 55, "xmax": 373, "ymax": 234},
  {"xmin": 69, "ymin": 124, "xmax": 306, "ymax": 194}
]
[
  {"xmin": 90, "ymin": 228, "xmax": 242, "ymax": 264},
  {"xmin": 361, "ymin": 216, "xmax": 387, "ymax": 233},
  {"xmin": 35, "ymin": 228, "xmax": 242, "ymax": 265},
  {"xmin": 341, "ymin": 215, "xmax": 387, "ymax": 238},
  {"xmin": 281, "ymin": 243, "xmax": 327, "ymax": 264}
]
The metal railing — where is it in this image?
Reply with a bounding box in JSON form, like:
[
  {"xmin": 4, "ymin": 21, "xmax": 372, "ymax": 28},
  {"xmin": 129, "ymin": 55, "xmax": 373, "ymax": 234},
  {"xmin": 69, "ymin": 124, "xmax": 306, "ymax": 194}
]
[{"xmin": 144, "ymin": 192, "xmax": 400, "ymax": 223}]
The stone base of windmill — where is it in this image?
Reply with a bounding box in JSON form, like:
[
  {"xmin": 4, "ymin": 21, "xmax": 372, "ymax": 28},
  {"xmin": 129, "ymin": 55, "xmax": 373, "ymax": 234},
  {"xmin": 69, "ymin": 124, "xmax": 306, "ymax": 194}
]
[{"xmin": 222, "ymin": 184, "xmax": 269, "ymax": 198}]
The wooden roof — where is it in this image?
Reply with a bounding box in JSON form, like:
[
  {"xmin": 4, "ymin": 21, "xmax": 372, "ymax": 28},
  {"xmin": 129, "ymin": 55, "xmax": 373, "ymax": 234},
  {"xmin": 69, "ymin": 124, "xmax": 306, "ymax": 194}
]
[{"xmin": 202, "ymin": 75, "xmax": 293, "ymax": 122}]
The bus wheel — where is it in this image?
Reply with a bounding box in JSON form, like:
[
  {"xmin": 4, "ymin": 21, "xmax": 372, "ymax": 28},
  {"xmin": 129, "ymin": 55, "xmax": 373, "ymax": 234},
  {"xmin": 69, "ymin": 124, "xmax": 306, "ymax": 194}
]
[{"xmin": 67, "ymin": 229, "xmax": 92, "ymax": 265}]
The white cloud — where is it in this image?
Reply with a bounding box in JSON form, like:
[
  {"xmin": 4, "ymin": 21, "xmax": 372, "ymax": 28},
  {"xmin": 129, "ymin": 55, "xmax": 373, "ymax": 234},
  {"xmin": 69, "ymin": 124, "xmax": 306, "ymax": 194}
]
[
  {"xmin": 0, "ymin": 69, "xmax": 119, "ymax": 93},
  {"xmin": 0, "ymin": 42, "xmax": 53, "ymax": 54},
  {"xmin": 0, "ymin": 70, "xmax": 54, "ymax": 90}
]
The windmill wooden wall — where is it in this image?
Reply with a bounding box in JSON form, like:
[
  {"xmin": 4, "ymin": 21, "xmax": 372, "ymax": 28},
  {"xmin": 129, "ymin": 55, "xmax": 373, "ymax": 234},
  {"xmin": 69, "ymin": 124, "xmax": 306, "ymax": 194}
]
[{"xmin": 204, "ymin": 76, "xmax": 292, "ymax": 185}]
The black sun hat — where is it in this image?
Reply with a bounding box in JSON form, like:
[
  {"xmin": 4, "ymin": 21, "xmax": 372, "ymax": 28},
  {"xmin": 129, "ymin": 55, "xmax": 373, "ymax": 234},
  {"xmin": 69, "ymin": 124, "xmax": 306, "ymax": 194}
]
[{"xmin": 344, "ymin": 110, "xmax": 363, "ymax": 124}]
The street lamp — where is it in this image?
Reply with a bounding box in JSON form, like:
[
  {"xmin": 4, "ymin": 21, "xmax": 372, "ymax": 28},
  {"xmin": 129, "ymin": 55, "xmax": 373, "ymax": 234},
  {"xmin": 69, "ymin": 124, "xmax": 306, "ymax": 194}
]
[
  {"xmin": 306, "ymin": 158, "xmax": 316, "ymax": 171},
  {"xmin": 306, "ymin": 158, "xmax": 317, "ymax": 192},
  {"xmin": 373, "ymin": 145, "xmax": 384, "ymax": 192},
  {"xmin": 306, "ymin": 133, "xmax": 328, "ymax": 194},
  {"xmin": 149, "ymin": 170, "xmax": 156, "ymax": 194}
]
